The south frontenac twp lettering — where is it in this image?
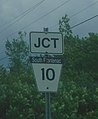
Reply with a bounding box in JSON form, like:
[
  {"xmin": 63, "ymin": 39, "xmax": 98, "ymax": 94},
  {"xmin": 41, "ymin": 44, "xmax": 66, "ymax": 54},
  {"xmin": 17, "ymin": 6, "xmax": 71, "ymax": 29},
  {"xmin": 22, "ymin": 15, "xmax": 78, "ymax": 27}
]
[{"xmin": 30, "ymin": 56, "xmax": 62, "ymax": 64}]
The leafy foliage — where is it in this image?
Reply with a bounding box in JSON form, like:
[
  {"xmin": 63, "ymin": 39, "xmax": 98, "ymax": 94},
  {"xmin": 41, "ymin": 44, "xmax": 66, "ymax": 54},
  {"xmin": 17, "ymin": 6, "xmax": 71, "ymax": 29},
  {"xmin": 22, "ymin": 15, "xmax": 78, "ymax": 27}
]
[
  {"xmin": 0, "ymin": 16, "xmax": 98, "ymax": 119},
  {"xmin": 5, "ymin": 32, "xmax": 29, "ymax": 74}
]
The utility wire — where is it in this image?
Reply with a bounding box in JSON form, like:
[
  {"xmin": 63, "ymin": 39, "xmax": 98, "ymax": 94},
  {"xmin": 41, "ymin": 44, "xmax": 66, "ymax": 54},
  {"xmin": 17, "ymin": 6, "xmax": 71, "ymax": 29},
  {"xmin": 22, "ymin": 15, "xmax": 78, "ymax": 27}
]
[
  {"xmin": 0, "ymin": 1, "xmax": 98, "ymax": 60},
  {"xmin": 0, "ymin": 0, "xmax": 45, "ymax": 34},
  {"xmin": 71, "ymin": 14, "xmax": 98, "ymax": 29},
  {"xmin": 0, "ymin": 0, "xmax": 98, "ymax": 39},
  {"xmin": 0, "ymin": 0, "xmax": 97, "ymax": 35},
  {"xmin": 8, "ymin": 0, "xmax": 72, "ymax": 34},
  {"xmin": 70, "ymin": 0, "xmax": 98, "ymax": 18},
  {"xmin": 0, "ymin": 0, "xmax": 70, "ymax": 39},
  {"xmin": 50, "ymin": 0, "xmax": 98, "ymax": 29},
  {"xmin": 1, "ymin": 0, "xmax": 71, "ymax": 39},
  {"xmin": 0, "ymin": 14, "xmax": 98, "ymax": 61}
]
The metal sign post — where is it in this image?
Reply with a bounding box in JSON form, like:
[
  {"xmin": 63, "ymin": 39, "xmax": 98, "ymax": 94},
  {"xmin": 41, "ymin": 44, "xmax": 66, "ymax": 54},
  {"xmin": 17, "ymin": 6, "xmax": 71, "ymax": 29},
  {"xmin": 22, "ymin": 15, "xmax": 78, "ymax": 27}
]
[
  {"xmin": 29, "ymin": 27, "xmax": 63, "ymax": 119},
  {"xmin": 45, "ymin": 92, "xmax": 51, "ymax": 119},
  {"xmin": 44, "ymin": 42, "xmax": 51, "ymax": 119},
  {"xmin": 44, "ymin": 28, "xmax": 51, "ymax": 119}
]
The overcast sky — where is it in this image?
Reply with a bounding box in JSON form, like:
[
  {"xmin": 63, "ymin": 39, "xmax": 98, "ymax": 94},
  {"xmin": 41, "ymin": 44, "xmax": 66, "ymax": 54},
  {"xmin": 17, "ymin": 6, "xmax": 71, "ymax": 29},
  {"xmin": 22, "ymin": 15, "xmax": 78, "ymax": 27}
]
[{"xmin": 0, "ymin": 0, "xmax": 98, "ymax": 66}]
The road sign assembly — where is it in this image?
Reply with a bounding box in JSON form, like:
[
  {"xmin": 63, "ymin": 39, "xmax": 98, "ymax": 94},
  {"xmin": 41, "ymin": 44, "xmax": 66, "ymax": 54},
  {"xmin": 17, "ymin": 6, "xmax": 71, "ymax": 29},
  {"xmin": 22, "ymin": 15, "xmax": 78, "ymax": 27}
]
[
  {"xmin": 29, "ymin": 31, "xmax": 63, "ymax": 92},
  {"xmin": 29, "ymin": 30, "xmax": 64, "ymax": 119}
]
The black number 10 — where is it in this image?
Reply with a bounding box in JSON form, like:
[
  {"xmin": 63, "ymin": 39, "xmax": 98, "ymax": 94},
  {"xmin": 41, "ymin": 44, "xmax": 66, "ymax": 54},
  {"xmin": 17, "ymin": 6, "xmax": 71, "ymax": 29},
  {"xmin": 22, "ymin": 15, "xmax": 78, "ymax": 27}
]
[{"xmin": 41, "ymin": 68, "xmax": 55, "ymax": 81}]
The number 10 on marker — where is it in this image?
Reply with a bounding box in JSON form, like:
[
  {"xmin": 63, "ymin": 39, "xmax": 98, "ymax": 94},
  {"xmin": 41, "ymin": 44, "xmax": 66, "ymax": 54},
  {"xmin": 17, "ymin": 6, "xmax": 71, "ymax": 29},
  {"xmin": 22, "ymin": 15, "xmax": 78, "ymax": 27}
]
[
  {"xmin": 32, "ymin": 64, "xmax": 62, "ymax": 92},
  {"xmin": 41, "ymin": 68, "xmax": 55, "ymax": 81}
]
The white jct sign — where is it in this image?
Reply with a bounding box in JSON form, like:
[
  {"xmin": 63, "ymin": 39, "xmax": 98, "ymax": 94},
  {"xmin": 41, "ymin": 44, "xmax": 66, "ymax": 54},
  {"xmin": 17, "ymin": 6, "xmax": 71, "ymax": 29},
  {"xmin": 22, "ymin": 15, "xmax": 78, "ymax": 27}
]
[
  {"xmin": 32, "ymin": 64, "xmax": 62, "ymax": 92},
  {"xmin": 30, "ymin": 32, "xmax": 63, "ymax": 54}
]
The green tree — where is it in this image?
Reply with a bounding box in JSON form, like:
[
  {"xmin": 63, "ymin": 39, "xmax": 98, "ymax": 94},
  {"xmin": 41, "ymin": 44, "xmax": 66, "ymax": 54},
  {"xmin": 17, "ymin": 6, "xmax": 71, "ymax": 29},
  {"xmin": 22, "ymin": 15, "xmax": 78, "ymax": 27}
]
[
  {"xmin": 0, "ymin": 15, "xmax": 98, "ymax": 119},
  {"xmin": 0, "ymin": 32, "xmax": 45, "ymax": 119},
  {"xmin": 50, "ymin": 15, "xmax": 98, "ymax": 119},
  {"xmin": 5, "ymin": 32, "xmax": 29, "ymax": 74},
  {"xmin": 59, "ymin": 14, "xmax": 72, "ymax": 37}
]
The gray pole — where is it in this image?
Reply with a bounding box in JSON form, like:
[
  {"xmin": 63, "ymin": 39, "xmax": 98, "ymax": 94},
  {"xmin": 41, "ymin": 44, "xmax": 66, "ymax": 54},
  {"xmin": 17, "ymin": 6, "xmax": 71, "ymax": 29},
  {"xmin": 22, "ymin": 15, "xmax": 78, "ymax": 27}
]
[
  {"xmin": 45, "ymin": 92, "xmax": 51, "ymax": 119},
  {"xmin": 43, "ymin": 27, "xmax": 51, "ymax": 119}
]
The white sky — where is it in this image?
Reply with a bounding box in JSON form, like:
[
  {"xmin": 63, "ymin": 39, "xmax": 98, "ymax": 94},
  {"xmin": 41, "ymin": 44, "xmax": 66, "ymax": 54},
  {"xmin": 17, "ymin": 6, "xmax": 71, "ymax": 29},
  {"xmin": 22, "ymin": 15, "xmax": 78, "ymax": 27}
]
[{"xmin": 0, "ymin": 0, "xmax": 98, "ymax": 65}]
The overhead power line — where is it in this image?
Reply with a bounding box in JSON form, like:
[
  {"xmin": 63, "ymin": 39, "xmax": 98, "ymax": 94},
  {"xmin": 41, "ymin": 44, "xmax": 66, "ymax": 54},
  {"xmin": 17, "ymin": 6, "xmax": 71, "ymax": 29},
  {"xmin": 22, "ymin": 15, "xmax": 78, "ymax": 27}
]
[
  {"xmin": 50, "ymin": 0, "xmax": 98, "ymax": 29},
  {"xmin": 0, "ymin": 0, "xmax": 97, "ymax": 36},
  {"xmin": 71, "ymin": 14, "xmax": 98, "ymax": 29},
  {"xmin": 0, "ymin": 0, "xmax": 45, "ymax": 34},
  {"xmin": 10, "ymin": 0, "xmax": 72, "ymax": 33},
  {"xmin": 70, "ymin": 0, "xmax": 98, "ymax": 18},
  {"xmin": 0, "ymin": 14, "xmax": 98, "ymax": 62},
  {"xmin": 1, "ymin": 0, "xmax": 71, "ymax": 39}
]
